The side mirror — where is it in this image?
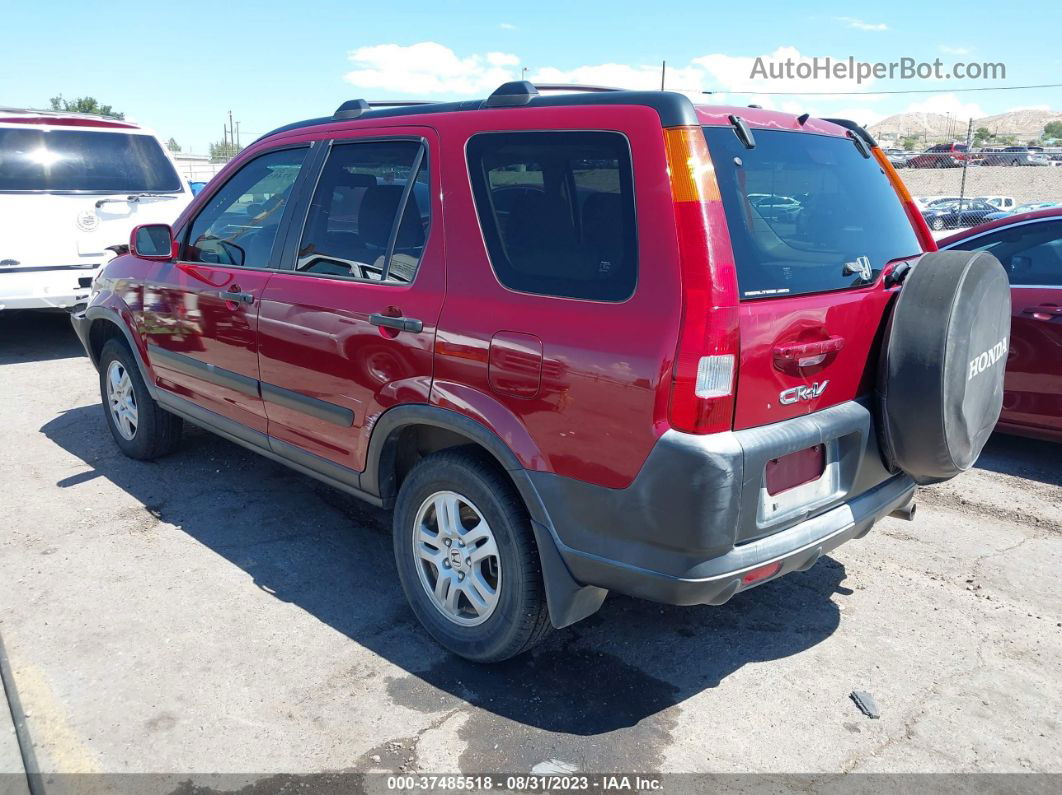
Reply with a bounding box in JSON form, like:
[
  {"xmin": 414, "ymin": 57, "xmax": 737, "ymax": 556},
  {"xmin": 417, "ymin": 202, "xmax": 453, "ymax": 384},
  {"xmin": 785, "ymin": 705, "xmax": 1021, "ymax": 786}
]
[{"xmin": 130, "ymin": 224, "xmax": 177, "ymax": 260}]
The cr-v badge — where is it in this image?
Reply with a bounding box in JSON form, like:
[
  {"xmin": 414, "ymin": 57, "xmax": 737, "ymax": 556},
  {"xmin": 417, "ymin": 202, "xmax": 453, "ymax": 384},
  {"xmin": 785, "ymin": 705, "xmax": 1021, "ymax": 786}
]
[{"xmin": 780, "ymin": 381, "xmax": 829, "ymax": 405}]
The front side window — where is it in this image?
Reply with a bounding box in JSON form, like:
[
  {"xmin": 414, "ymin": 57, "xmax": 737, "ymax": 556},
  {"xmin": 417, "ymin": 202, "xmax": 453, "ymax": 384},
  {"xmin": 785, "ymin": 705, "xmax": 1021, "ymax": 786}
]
[
  {"xmin": 295, "ymin": 140, "xmax": 428, "ymax": 284},
  {"xmin": 0, "ymin": 128, "xmax": 181, "ymax": 193},
  {"xmin": 950, "ymin": 221, "xmax": 1062, "ymax": 286},
  {"xmin": 467, "ymin": 131, "xmax": 637, "ymax": 302},
  {"xmin": 704, "ymin": 127, "xmax": 922, "ymax": 299},
  {"xmin": 184, "ymin": 148, "xmax": 307, "ymax": 268}
]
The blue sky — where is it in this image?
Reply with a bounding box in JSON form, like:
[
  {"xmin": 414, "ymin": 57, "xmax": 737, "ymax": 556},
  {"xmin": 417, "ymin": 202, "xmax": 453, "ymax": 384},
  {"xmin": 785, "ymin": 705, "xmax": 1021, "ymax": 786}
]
[{"xmin": 2, "ymin": 0, "xmax": 1059, "ymax": 153}]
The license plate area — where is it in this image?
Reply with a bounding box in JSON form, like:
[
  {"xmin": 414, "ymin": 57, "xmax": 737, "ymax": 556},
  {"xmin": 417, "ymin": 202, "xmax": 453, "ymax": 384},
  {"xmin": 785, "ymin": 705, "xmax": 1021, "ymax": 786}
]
[{"xmin": 757, "ymin": 439, "xmax": 843, "ymax": 526}]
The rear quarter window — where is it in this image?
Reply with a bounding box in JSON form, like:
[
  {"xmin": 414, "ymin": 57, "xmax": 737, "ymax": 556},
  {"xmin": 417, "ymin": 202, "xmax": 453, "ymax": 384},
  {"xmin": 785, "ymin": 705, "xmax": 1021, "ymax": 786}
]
[
  {"xmin": 704, "ymin": 126, "xmax": 921, "ymax": 299},
  {"xmin": 467, "ymin": 131, "xmax": 637, "ymax": 301}
]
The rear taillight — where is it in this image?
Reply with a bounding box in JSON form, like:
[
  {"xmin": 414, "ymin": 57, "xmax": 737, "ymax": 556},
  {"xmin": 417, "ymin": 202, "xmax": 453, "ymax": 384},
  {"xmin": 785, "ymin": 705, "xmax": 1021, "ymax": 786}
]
[{"xmin": 663, "ymin": 126, "xmax": 739, "ymax": 434}]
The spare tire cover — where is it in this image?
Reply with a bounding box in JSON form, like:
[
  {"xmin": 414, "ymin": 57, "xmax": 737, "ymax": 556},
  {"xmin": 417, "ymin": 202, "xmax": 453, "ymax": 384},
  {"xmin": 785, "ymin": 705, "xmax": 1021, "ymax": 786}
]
[{"xmin": 879, "ymin": 250, "xmax": 1010, "ymax": 484}]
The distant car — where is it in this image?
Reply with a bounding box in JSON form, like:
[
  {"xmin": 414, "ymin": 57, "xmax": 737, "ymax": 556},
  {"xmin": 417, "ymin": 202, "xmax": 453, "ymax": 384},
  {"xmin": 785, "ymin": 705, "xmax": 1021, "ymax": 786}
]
[
  {"xmin": 983, "ymin": 202, "xmax": 1058, "ymax": 222},
  {"xmin": 188, "ymin": 181, "xmax": 208, "ymax": 196},
  {"xmin": 922, "ymin": 199, "xmax": 998, "ymax": 231},
  {"xmin": 907, "ymin": 143, "xmax": 969, "ymax": 169},
  {"xmin": 977, "ymin": 195, "xmax": 1016, "ymax": 211},
  {"xmin": 914, "ymin": 195, "xmax": 962, "ymax": 209},
  {"xmin": 883, "ymin": 148, "xmax": 910, "ymax": 168},
  {"xmin": 940, "ymin": 208, "xmax": 1062, "ymax": 442},
  {"xmin": 980, "ymin": 147, "xmax": 1050, "ymax": 167}
]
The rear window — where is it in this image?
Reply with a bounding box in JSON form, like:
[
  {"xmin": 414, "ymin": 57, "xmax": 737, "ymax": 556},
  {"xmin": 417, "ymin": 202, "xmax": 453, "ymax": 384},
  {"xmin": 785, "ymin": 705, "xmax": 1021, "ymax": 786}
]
[
  {"xmin": 0, "ymin": 128, "xmax": 182, "ymax": 193},
  {"xmin": 704, "ymin": 127, "xmax": 921, "ymax": 299},
  {"xmin": 467, "ymin": 131, "xmax": 637, "ymax": 301}
]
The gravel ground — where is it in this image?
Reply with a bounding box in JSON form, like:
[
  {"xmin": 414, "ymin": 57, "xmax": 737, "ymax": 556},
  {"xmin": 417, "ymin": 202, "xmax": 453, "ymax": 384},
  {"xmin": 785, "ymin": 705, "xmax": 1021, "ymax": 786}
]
[{"xmin": 0, "ymin": 311, "xmax": 1059, "ymax": 784}]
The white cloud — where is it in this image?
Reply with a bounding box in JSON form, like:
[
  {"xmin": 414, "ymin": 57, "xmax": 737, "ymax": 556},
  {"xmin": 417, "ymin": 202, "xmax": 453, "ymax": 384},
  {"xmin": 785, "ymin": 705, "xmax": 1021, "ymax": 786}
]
[
  {"xmin": 1005, "ymin": 104, "xmax": 1050, "ymax": 112},
  {"xmin": 499, "ymin": 22, "xmax": 516, "ymax": 30},
  {"xmin": 836, "ymin": 17, "xmax": 889, "ymax": 31},
  {"xmin": 694, "ymin": 46, "xmax": 878, "ymax": 98},
  {"xmin": 902, "ymin": 93, "xmax": 986, "ymax": 120},
  {"xmin": 938, "ymin": 45, "xmax": 971, "ymax": 55},
  {"xmin": 344, "ymin": 42, "xmax": 520, "ymax": 95}
]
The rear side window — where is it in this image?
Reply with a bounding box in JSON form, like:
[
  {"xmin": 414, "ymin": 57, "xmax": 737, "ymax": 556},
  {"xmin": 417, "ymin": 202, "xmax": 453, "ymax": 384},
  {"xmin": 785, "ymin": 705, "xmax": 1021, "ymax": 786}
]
[
  {"xmin": 467, "ymin": 131, "xmax": 637, "ymax": 301},
  {"xmin": 296, "ymin": 140, "xmax": 428, "ymax": 284},
  {"xmin": 0, "ymin": 128, "xmax": 181, "ymax": 192},
  {"xmin": 704, "ymin": 127, "xmax": 921, "ymax": 299}
]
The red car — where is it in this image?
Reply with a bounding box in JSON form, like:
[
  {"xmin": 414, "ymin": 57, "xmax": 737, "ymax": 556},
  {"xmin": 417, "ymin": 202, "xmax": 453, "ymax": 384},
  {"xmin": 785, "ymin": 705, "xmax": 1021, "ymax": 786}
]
[
  {"xmin": 72, "ymin": 84, "xmax": 1009, "ymax": 661},
  {"xmin": 941, "ymin": 208, "xmax": 1062, "ymax": 442}
]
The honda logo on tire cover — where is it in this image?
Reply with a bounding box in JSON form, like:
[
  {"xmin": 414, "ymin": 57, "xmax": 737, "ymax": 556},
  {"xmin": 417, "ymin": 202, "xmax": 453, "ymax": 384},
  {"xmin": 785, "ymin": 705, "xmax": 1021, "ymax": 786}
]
[
  {"xmin": 968, "ymin": 337, "xmax": 1008, "ymax": 381},
  {"xmin": 779, "ymin": 381, "xmax": 829, "ymax": 405}
]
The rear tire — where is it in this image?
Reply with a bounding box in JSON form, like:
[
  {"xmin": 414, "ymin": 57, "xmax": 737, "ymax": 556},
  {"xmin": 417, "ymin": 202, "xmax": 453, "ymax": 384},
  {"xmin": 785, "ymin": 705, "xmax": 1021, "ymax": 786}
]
[
  {"xmin": 393, "ymin": 449, "xmax": 552, "ymax": 662},
  {"xmin": 98, "ymin": 339, "xmax": 183, "ymax": 460}
]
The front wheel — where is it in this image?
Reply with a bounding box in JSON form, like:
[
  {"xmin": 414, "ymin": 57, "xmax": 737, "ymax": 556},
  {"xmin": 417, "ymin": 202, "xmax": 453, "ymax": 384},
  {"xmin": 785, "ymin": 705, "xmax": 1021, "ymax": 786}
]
[
  {"xmin": 393, "ymin": 450, "xmax": 552, "ymax": 662},
  {"xmin": 99, "ymin": 339, "xmax": 183, "ymax": 460},
  {"xmin": 931, "ymin": 217, "xmax": 945, "ymax": 230}
]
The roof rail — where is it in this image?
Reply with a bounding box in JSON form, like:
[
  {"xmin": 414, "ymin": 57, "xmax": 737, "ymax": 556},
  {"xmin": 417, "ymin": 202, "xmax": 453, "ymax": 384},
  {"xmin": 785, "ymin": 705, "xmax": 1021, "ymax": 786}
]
[
  {"xmin": 533, "ymin": 83, "xmax": 624, "ymax": 93},
  {"xmin": 484, "ymin": 81, "xmax": 539, "ymax": 108},
  {"xmin": 333, "ymin": 99, "xmax": 370, "ymax": 120}
]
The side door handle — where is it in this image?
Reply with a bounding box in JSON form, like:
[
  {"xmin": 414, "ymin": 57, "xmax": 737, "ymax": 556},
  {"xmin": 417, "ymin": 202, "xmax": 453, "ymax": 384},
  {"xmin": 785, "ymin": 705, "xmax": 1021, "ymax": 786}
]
[
  {"xmin": 219, "ymin": 289, "xmax": 255, "ymax": 305},
  {"xmin": 1022, "ymin": 304, "xmax": 1062, "ymax": 318},
  {"xmin": 369, "ymin": 313, "xmax": 423, "ymax": 333}
]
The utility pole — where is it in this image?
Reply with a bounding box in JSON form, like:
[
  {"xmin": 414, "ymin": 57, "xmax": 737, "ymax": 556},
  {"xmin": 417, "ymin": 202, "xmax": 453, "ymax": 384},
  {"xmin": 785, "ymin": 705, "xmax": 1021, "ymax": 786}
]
[
  {"xmin": 235, "ymin": 120, "xmax": 241, "ymax": 149},
  {"xmin": 959, "ymin": 117, "xmax": 973, "ymax": 203},
  {"xmin": 223, "ymin": 124, "xmax": 228, "ymax": 148},
  {"xmin": 660, "ymin": 60, "xmax": 666, "ymax": 91},
  {"xmin": 521, "ymin": 66, "xmax": 527, "ymax": 80}
]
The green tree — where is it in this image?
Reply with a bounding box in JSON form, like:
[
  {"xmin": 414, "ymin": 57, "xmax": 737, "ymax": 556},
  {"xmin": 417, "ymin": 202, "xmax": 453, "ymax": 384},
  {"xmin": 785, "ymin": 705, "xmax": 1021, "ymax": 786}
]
[
  {"xmin": 209, "ymin": 140, "xmax": 242, "ymax": 163},
  {"xmin": 166, "ymin": 137, "xmax": 181, "ymax": 153},
  {"xmin": 48, "ymin": 95, "xmax": 124, "ymax": 119},
  {"xmin": 900, "ymin": 135, "xmax": 920, "ymax": 151},
  {"xmin": 1042, "ymin": 121, "xmax": 1062, "ymax": 141},
  {"xmin": 972, "ymin": 126, "xmax": 993, "ymax": 146}
]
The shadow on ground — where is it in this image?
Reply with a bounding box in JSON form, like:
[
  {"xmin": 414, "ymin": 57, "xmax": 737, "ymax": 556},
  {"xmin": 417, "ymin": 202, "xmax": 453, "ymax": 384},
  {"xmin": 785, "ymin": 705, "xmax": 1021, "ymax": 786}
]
[
  {"xmin": 974, "ymin": 433, "xmax": 1062, "ymax": 488},
  {"xmin": 0, "ymin": 311, "xmax": 83, "ymax": 365},
  {"xmin": 42, "ymin": 402, "xmax": 850, "ymax": 771}
]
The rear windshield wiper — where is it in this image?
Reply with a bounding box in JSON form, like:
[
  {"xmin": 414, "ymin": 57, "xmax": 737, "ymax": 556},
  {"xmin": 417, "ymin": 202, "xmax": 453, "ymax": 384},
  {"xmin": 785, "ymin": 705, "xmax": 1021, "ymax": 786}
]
[{"xmin": 95, "ymin": 193, "xmax": 179, "ymax": 208}]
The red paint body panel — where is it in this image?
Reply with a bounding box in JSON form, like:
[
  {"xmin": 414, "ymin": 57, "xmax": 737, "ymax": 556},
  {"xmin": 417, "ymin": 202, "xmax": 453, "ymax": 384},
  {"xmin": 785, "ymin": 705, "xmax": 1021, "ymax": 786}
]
[
  {"xmin": 732, "ymin": 285, "xmax": 896, "ymax": 430},
  {"xmin": 255, "ymin": 126, "xmax": 444, "ymax": 471},
  {"xmin": 1001, "ymin": 286, "xmax": 1062, "ymax": 437},
  {"xmin": 430, "ymin": 106, "xmax": 682, "ymax": 488},
  {"xmin": 140, "ymin": 262, "xmax": 271, "ymax": 432}
]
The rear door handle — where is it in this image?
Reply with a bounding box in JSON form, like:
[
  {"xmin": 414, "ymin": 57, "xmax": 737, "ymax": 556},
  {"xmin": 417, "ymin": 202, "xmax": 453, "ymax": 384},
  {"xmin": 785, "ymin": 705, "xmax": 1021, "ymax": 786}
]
[
  {"xmin": 219, "ymin": 289, "xmax": 254, "ymax": 305},
  {"xmin": 1022, "ymin": 304, "xmax": 1061, "ymax": 317},
  {"xmin": 370, "ymin": 313, "xmax": 423, "ymax": 333}
]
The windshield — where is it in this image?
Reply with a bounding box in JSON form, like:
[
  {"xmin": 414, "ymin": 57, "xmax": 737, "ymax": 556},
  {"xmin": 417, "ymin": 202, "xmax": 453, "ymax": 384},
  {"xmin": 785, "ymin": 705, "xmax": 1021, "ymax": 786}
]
[
  {"xmin": 0, "ymin": 128, "xmax": 182, "ymax": 193},
  {"xmin": 704, "ymin": 126, "xmax": 922, "ymax": 299}
]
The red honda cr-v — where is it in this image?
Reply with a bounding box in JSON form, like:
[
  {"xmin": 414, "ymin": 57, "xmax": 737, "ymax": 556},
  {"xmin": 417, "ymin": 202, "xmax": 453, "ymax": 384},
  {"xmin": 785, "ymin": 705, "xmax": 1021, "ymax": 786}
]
[{"xmin": 73, "ymin": 83, "xmax": 1011, "ymax": 662}]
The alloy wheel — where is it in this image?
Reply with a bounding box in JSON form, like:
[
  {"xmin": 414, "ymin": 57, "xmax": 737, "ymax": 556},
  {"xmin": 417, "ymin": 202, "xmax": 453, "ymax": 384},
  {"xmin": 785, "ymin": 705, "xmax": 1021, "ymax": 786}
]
[
  {"xmin": 106, "ymin": 360, "xmax": 138, "ymax": 440},
  {"xmin": 412, "ymin": 490, "xmax": 501, "ymax": 626}
]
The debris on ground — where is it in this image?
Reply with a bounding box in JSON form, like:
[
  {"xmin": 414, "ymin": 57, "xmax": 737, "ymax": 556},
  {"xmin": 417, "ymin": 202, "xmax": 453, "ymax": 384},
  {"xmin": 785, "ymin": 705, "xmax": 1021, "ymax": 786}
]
[{"xmin": 850, "ymin": 690, "xmax": 881, "ymax": 719}]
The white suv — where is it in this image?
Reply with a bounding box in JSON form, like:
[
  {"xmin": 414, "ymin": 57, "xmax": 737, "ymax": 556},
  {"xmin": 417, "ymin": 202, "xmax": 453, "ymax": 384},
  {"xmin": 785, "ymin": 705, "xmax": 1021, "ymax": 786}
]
[{"xmin": 0, "ymin": 109, "xmax": 192, "ymax": 311}]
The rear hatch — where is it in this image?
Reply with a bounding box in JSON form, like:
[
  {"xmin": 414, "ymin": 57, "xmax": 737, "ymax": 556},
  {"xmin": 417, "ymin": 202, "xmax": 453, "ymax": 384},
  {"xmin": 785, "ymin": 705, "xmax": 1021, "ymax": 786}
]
[
  {"xmin": 702, "ymin": 124, "xmax": 923, "ymax": 430},
  {"xmin": 0, "ymin": 125, "xmax": 190, "ymax": 268}
]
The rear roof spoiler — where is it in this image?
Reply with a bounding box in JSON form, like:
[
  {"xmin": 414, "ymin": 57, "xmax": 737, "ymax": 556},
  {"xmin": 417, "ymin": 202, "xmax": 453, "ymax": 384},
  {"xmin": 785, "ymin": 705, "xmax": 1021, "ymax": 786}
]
[{"xmin": 823, "ymin": 118, "xmax": 878, "ymax": 148}]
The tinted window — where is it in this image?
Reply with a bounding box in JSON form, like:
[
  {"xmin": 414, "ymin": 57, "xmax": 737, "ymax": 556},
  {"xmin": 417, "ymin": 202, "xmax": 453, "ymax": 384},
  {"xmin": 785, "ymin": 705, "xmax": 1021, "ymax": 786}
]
[
  {"xmin": 467, "ymin": 131, "xmax": 637, "ymax": 301},
  {"xmin": 296, "ymin": 141, "xmax": 428, "ymax": 284},
  {"xmin": 184, "ymin": 148, "xmax": 306, "ymax": 268},
  {"xmin": 950, "ymin": 221, "xmax": 1062, "ymax": 286},
  {"xmin": 0, "ymin": 128, "xmax": 181, "ymax": 192},
  {"xmin": 704, "ymin": 127, "xmax": 922, "ymax": 299}
]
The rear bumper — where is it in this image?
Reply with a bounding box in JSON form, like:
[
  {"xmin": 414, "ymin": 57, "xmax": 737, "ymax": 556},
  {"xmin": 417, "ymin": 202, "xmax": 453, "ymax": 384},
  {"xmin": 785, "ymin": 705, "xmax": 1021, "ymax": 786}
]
[
  {"xmin": 0, "ymin": 267, "xmax": 96, "ymax": 311},
  {"xmin": 529, "ymin": 400, "xmax": 915, "ymax": 606}
]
